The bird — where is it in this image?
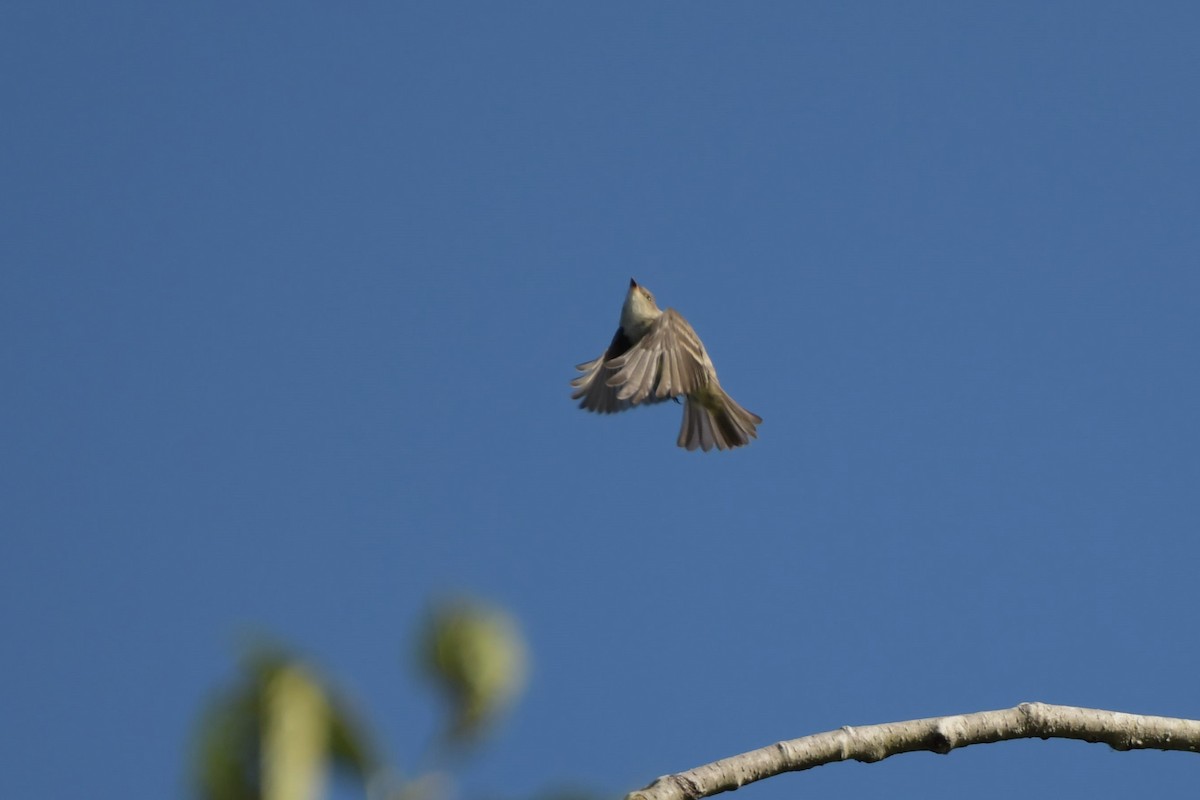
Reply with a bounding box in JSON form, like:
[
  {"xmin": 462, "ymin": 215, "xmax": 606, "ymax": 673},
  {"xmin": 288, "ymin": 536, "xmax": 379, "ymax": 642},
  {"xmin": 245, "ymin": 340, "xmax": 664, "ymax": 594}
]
[{"xmin": 571, "ymin": 279, "xmax": 762, "ymax": 451}]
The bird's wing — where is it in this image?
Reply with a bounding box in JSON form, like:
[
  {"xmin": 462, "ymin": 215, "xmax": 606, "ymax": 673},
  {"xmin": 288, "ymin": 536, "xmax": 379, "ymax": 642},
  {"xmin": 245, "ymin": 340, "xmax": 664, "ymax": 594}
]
[
  {"xmin": 571, "ymin": 327, "xmax": 639, "ymax": 413},
  {"xmin": 571, "ymin": 352, "xmax": 635, "ymax": 413},
  {"xmin": 604, "ymin": 309, "xmax": 710, "ymax": 405}
]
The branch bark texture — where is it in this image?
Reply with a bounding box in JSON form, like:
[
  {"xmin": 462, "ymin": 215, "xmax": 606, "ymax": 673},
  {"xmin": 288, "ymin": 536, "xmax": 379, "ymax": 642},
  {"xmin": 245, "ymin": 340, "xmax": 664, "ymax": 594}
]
[{"xmin": 627, "ymin": 703, "xmax": 1200, "ymax": 800}]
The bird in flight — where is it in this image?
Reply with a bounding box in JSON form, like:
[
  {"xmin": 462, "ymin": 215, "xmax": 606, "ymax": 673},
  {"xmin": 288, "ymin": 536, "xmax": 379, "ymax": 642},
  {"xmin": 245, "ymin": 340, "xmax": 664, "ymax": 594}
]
[{"xmin": 571, "ymin": 279, "xmax": 761, "ymax": 451}]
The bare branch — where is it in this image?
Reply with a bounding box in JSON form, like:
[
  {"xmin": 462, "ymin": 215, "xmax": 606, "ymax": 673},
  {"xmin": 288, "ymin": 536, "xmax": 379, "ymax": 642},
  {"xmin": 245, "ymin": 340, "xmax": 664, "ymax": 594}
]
[{"xmin": 626, "ymin": 703, "xmax": 1200, "ymax": 800}]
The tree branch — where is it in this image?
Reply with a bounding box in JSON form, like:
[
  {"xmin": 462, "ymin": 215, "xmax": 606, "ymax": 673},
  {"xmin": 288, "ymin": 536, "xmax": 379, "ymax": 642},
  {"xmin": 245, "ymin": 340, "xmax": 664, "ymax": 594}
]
[{"xmin": 626, "ymin": 702, "xmax": 1200, "ymax": 800}]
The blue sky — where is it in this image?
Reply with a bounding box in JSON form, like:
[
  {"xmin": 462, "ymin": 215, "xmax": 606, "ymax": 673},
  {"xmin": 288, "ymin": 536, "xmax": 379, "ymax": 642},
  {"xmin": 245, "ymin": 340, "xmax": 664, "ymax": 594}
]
[{"xmin": 3, "ymin": 3, "xmax": 1199, "ymax": 798}]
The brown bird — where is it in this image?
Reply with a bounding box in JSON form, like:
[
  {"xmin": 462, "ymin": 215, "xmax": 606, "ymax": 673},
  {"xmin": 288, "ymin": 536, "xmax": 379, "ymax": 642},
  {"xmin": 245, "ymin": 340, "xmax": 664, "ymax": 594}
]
[{"xmin": 571, "ymin": 279, "xmax": 762, "ymax": 451}]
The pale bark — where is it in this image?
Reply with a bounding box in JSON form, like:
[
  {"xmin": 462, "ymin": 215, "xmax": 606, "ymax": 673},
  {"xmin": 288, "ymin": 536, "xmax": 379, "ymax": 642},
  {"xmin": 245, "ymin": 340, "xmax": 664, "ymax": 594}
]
[{"xmin": 626, "ymin": 703, "xmax": 1200, "ymax": 800}]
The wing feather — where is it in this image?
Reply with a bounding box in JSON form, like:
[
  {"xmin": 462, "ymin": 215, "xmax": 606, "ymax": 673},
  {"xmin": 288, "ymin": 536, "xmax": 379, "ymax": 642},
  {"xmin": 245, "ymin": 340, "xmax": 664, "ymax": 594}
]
[
  {"xmin": 571, "ymin": 354, "xmax": 631, "ymax": 413},
  {"xmin": 605, "ymin": 309, "xmax": 710, "ymax": 405}
]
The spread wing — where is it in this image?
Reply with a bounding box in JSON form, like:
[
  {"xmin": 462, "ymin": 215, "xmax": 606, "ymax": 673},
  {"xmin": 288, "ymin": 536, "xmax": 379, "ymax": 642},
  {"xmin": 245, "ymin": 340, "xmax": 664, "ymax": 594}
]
[
  {"xmin": 572, "ymin": 354, "xmax": 635, "ymax": 413},
  {"xmin": 604, "ymin": 309, "xmax": 710, "ymax": 405},
  {"xmin": 571, "ymin": 327, "xmax": 638, "ymax": 413}
]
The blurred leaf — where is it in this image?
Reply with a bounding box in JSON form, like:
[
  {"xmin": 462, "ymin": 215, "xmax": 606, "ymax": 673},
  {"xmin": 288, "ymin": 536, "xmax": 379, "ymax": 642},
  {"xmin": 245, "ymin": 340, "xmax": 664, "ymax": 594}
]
[
  {"xmin": 193, "ymin": 678, "xmax": 260, "ymax": 800},
  {"xmin": 420, "ymin": 598, "xmax": 529, "ymax": 743},
  {"xmin": 192, "ymin": 642, "xmax": 380, "ymax": 800},
  {"xmin": 262, "ymin": 664, "xmax": 328, "ymax": 800}
]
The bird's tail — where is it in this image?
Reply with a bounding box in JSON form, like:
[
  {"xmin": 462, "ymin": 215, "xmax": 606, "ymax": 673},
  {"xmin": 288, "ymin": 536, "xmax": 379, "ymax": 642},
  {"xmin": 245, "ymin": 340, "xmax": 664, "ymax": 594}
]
[{"xmin": 677, "ymin": 384, "xmax": 762, "ymax": 451}]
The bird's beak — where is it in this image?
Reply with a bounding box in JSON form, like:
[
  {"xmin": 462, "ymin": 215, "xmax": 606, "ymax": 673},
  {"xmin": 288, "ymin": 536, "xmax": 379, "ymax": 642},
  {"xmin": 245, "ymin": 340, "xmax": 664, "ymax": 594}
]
[{"xmin": 629, "ymin": 278, "xmax": 638, "ymax": 288}]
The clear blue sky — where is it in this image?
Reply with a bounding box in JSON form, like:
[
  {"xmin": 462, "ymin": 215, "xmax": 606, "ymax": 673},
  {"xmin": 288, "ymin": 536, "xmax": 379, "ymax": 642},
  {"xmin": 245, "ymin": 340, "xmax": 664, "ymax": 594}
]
[{"xmin": 3, "ymin": 3, "xmax": 1199, "ymax": 798}]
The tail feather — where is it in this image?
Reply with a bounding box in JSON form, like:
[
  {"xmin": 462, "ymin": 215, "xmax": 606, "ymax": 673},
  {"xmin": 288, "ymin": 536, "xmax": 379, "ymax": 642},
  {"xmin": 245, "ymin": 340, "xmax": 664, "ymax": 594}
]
[{"xmin": 677, "ymin": 386, "xmax": 762, "ymax": 451}]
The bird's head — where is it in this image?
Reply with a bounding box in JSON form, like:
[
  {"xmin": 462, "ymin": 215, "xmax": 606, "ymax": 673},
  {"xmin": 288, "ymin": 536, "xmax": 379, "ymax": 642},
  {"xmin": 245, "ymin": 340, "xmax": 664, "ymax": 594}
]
[
  {"xmin": 621, "ymin": 278, "xmax": 662, "ymax": 333},
  {"xmin": 626, "ymin": 278, "xmax": 659, "ymax": 309}
]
